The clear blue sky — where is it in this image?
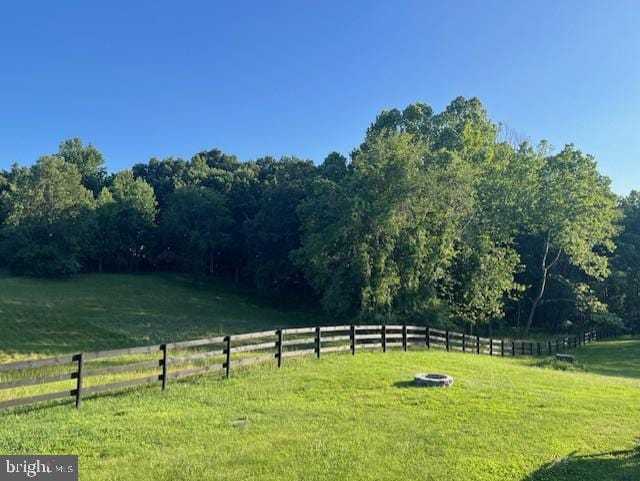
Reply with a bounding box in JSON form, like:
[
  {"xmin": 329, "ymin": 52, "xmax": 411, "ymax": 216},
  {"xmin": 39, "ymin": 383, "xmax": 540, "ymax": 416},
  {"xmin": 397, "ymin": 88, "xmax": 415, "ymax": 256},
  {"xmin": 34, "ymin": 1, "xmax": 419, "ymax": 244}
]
[{"xmin": 1, "ymin": 0, "xmax": 638, "ymax": 194}]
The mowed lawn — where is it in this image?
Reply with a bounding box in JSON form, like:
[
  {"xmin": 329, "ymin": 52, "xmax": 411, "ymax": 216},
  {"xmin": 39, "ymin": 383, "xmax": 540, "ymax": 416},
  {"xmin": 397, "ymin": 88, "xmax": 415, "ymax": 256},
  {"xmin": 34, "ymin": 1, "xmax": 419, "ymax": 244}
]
[
  {"xmin": 0, "ymin": 272, "xmax": 639, "ymax": 480},
  {"xmin": 0, "ymin": 271, "xmax": 320, "ymax": 362},
  {"xmin": 1, "ymin": 340, "xmax": 639, "ymax": 481}
]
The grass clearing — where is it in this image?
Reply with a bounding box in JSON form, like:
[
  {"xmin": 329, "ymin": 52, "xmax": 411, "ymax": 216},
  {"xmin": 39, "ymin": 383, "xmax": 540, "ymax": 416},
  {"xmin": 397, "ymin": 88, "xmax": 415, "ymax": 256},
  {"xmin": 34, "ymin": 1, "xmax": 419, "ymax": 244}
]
[
  {"xmin": 1, "ymin": 273, "xmax": 638, "ymax": 480},
  {"xmin": 0, "ymin": 271, "xmax": 320, "ymax": 362},
  {"xmin": 1, "ymin": 340, "xmax": 639, "ymax": 480}
]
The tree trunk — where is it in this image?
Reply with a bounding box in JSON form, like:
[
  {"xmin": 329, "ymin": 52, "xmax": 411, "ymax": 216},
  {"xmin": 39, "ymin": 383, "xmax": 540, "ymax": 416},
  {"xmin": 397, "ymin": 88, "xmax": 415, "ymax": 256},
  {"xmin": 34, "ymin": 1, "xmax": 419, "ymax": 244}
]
[
  {"xmin": 525, "ymin": 280, "xmax": 546, "ymax": 335},
  {"xmin": 524, "ymin": 233, "xmax": 562, "ymax": 335}
]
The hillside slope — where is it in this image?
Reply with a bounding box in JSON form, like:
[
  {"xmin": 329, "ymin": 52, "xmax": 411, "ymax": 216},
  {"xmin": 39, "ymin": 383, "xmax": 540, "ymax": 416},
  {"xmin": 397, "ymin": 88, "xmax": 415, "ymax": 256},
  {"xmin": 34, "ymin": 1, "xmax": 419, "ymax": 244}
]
[{"xmin": 0, "ymin": 271, "xmax": 320, "ymax": 362}]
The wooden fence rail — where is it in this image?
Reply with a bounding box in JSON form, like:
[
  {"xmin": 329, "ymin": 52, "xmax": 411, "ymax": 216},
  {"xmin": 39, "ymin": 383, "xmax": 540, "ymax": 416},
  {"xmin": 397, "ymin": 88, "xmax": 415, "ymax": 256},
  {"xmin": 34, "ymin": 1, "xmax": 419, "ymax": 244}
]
[{"xmin": 0, "ymin": 325, "xmax": 618, "ymax": 412}]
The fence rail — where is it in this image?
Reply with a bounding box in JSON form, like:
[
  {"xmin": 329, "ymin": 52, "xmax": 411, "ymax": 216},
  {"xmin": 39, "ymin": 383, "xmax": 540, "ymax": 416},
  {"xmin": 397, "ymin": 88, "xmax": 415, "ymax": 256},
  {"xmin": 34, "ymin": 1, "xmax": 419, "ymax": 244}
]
[{"xmin": 0, "ymin": 325, "xmax": 618, "ymax": 412}]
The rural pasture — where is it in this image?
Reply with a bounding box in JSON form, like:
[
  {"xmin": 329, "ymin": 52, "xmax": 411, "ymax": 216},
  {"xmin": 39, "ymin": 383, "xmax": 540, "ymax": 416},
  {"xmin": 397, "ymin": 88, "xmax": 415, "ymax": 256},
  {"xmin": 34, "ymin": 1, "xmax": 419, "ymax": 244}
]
[{"xmin": 0, "ymin": 273, "xmax": 638, "ymax": 480}]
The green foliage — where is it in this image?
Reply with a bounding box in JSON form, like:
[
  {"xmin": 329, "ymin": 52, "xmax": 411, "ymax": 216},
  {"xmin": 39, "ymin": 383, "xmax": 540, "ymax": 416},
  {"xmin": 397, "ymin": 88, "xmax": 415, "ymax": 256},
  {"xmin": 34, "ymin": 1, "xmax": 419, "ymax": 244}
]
[
  {"xmin": 532, "ymin": 357, "xmax": 588, "ymax": 372},
  {"xmin": 0, "ymin": 156, "xmax": 94, "ymax": 276},
  {"xmin": 57, "ymin": 138, "xmax": 106, "ymax": 194},
  {"xmin": 442, "ymin": 235, "xmax": 522, "ymax": 325},
  {"xmin": 517, "ymin": 144, "xmax": 621, "ymax": 332},
  {"xmin": 101, "ymin": 170, "xmax": 157, "ymax": 271},
  {"xmin": 244, "ymin": 157, "xmax": 315, "ymax": 293},
  {"xmin": 132, "ymin": 157, "xmax": 189, "ymax": 209},
  {"xmin": 296, "ymin": 131, "xmax": 481, "ymax": 321},
  {"xmin": 606, "ymin": 191, "xmax": 640, "ymax": 331},
  {"xmin": 0, "ymin": 96, "xmax": 631, "ymax": 333},
  {"xmin": 160, "ymin": 186, "xmax": 231, "ymax": 274}
]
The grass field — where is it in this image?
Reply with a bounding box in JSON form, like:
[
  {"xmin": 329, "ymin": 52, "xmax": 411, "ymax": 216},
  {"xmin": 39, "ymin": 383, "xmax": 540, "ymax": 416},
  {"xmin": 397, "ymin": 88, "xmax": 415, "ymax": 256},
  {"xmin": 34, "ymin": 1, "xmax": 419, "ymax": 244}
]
[
  {"xmin": 0, "ymin": 340, "xmax": 639, "ymax": 480},
  {"xmin": 0, "ymin": 271, "xmax": 320, "ymax": 362},
  {"xmin": 0, "ymin": 273, "xmax": 639, "ymax": 480}
]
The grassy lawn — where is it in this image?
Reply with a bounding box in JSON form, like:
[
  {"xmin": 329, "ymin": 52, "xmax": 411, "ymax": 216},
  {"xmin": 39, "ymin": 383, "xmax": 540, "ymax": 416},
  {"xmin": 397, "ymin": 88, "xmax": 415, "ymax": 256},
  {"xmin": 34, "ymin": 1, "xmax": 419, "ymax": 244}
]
[
  {"xmin": 1, "ymin": 272, "xmax": 638, "ymax": 480},
  {"xmin": 0, "ymin": 271, "xmax": 321, "ymax": 362},
  {"xmin": 0, "ymin": 340, "xmax": 638, "ymax": 481}
]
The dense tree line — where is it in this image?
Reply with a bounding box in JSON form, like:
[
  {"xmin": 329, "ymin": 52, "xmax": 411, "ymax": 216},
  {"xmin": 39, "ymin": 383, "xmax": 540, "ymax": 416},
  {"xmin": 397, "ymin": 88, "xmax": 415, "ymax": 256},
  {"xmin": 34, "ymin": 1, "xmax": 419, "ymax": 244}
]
[{"xmin": 0, "ymin": 97, "xmax": 637, "ymax": 334}]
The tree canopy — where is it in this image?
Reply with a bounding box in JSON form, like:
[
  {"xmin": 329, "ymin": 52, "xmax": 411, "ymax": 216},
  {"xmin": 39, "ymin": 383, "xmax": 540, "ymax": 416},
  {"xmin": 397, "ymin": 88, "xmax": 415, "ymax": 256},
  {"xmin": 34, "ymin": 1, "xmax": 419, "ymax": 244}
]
[{"xmin": 0, "ymin": 96, "xmax": 632, "ymax": 335}]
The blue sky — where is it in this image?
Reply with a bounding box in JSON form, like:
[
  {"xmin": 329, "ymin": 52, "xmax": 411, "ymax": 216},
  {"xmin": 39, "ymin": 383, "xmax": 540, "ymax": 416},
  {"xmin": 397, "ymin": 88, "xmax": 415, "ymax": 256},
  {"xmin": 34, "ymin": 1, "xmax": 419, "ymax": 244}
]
[{"xmin": 0, "ymin": 0, "xmax": 638, "ymax": 194}]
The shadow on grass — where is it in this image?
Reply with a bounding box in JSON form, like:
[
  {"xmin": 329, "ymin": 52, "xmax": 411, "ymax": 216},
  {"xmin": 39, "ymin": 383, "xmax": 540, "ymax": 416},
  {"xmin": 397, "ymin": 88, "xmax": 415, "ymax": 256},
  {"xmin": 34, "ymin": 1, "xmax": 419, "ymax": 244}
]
[
  {"xmin": 577, "ymin": 339, "xmax": 640, "ymax": 380},
  {"xmin": 393, "ymin": 380, "xmax": 418, "ymax": 388},
  {"xmin": 393, "ymin": 380, "xmax": 453, "ymax": 389},
  {"xmin": 524, "ymin": 448, "xmax": 640, "ymax": 481}
]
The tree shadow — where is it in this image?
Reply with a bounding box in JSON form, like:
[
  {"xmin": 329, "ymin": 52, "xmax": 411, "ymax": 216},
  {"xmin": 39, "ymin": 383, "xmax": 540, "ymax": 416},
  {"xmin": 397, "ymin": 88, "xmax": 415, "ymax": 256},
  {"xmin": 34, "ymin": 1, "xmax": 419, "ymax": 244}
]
[
  {"xmin": 524, "ymin": 448, "xmax": 640, "ymax": 481},
  {"xmin": 575, "ymin": 339, "xmax": 640, "ymax": 380}
]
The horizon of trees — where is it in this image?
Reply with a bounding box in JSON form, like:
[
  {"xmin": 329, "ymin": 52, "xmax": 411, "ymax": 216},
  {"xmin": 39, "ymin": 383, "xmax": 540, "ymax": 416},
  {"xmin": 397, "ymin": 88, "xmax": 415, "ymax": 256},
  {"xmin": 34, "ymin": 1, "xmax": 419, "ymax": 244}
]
[{"xmin": 0, "ymin": 97, "xmax": 638, "ymax": 335}]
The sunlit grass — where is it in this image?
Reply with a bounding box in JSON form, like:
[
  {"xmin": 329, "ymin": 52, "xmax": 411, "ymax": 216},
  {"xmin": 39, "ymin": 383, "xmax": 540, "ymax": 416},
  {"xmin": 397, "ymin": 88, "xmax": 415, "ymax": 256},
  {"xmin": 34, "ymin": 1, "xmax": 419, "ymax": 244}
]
[{"xmin": 1, "ymin": 340, "xmax": 639, "ymax": 481}]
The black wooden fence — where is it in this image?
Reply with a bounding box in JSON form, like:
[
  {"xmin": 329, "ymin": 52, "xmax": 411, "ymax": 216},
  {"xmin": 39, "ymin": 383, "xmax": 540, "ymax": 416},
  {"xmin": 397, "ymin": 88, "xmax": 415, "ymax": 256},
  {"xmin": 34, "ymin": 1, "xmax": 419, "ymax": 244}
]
[{"xmin": 0, "ymin": 325, "xmax": 617, "ymax": 412}]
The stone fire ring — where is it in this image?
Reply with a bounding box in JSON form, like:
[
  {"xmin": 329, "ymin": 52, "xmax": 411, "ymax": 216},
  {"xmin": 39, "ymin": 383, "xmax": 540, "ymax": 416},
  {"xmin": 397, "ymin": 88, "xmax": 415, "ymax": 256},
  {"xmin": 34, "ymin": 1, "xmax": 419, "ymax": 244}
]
[{"xmin": 414, "ymin": 373, "xmax": 454, "ymax": 387}]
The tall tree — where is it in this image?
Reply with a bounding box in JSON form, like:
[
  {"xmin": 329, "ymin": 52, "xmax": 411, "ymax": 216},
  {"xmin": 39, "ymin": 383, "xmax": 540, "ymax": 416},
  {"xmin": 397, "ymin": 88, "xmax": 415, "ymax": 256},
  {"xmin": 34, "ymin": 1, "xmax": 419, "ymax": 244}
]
[
  {"xmin": 519, "ymin": 144, "xmax": 620, "ymax": 333},
  {"xmin": 106, "ymin": 170, "xmax": 157, "ymax": 271},
  {"xmin": 91, "ymin": 187, "xmax": 117, "ymax": 273},
  {"xmin": 0, "ymin": 156, "xmax": 94, "ymax": 276}
]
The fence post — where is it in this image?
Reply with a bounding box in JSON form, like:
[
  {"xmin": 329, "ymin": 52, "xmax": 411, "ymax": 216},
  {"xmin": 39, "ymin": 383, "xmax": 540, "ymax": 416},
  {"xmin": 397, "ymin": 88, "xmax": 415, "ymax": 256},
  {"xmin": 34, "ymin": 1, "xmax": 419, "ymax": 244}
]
[
  {"xmin": 350, "ymin": 325, "xmax": 356, "ymax": 355},
  {"xmin": 75, "ymin": 353, "xmax": 84, "ymax": 409},
  {"xmin": 276, "ymin": 330, "xmax": 283, "ymax": 368},
  {"xmin": 521, "ymin": 342, "xmax": 525, "ymax": 355},
  {"xmin": 462, "ymin": 333, "xmax": 466, "ymax": 353},
  {"xmin": 537, "ymin": 342, "xmax": 541, "ymax": 356},
  {"xmin": 489, "ymin": 338, "xmax": 493, "ymax": 356},
  {"xmin": 315, "ymin": 326, "xmax": 321, "ymax": 359},
  {"xmin": 477, "ymin": 335, "xmax": 480, "ymax": 355},
  {"xmin": 426, "ymin": 327, "xmax": 430, "ymax": 349},
  {"xmin": 529, "ymin": 342, "xmax": 533, "ymax": 355},
  {"xmin": 402, "ymin": 324, "xmax": 408, "ymax": 352},
  {"xmin": 225, "ymin": 335, "xmax": 232, "ymax": 377},
  {"xmin": 445, "ymin": 330, "xmax": 450, "ymax": 352},
  {"xmin": 501, "ymin": 339, "xmax": 504, "ymax": 357},
  {"xmin": 382, "ymin": 324, "xmax": 387, "ymax": 353},
  {"xmin": 161, "ymin": 344, "xmax": 168, "ymax": 391},
  {"xmin": 511, "ymin": 341, "xmax": 515, "ymax": 356}
]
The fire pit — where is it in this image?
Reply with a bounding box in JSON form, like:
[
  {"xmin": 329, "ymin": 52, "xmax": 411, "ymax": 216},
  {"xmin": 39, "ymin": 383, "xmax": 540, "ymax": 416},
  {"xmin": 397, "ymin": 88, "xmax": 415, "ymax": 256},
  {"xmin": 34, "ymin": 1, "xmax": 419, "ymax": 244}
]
[{"xmin": 414, "ymin": 373, "xmax": 454, "ymax": 387}]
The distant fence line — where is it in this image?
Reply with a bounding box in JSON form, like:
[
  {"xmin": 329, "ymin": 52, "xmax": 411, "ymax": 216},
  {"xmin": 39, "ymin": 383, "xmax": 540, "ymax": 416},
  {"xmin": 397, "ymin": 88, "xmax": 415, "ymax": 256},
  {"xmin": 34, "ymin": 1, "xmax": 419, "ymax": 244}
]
[{"xmin": 0, "ymin": 325, "xmax": 617, "ymax": 412}]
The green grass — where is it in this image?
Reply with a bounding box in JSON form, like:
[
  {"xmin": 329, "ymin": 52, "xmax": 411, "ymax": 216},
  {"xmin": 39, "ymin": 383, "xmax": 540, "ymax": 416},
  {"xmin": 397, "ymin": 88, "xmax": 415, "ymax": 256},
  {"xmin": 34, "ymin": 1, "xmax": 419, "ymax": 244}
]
[
  {"xmin": 1, "ymin": 272, "xmax": 639, "ymax": 480},
  {"xmin": 0, "ymin": 271, "xmax": 321, "ymax": 362},
  {"xmin": 1, "ymin": 340, "xmax": 639, "ymax": 480}
]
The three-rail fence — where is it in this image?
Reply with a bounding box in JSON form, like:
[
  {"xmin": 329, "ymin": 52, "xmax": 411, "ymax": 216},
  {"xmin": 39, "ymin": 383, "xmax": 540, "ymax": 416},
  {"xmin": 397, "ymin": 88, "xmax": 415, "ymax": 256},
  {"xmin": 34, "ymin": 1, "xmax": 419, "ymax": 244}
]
[{"xmin": 0, "ymin": 325, "xmax": 617, "ymax": 412}]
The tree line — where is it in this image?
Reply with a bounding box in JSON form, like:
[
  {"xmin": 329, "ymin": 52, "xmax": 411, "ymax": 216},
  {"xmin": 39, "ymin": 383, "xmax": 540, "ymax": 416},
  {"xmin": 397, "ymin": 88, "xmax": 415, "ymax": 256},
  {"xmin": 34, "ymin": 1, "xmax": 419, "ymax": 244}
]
[{"xmin": 0, "ymin": 96, "xmax": 638, "ymax": 335}]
